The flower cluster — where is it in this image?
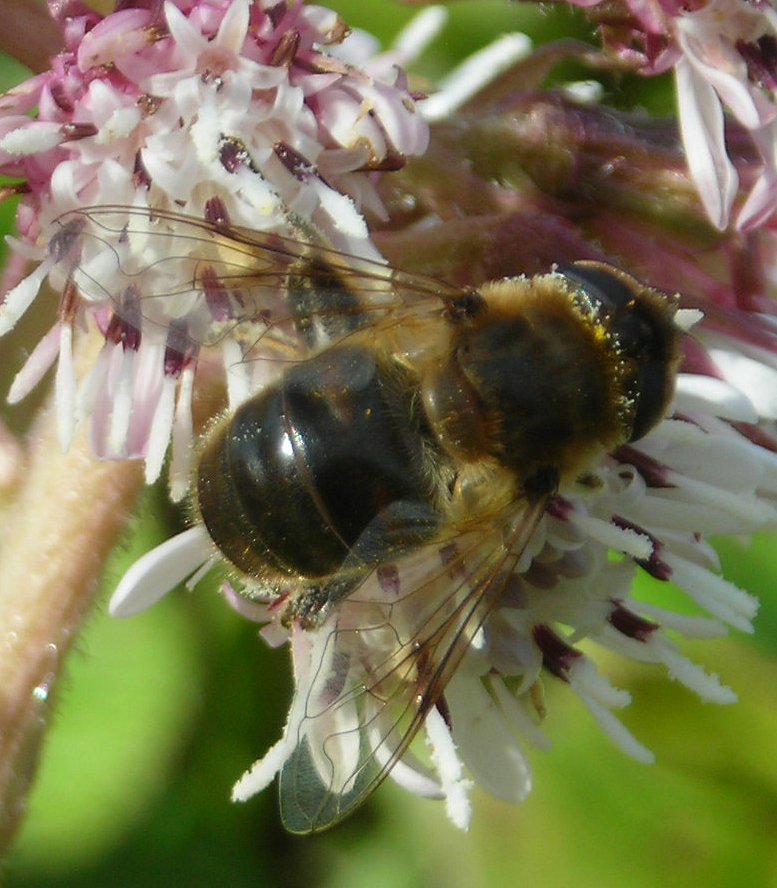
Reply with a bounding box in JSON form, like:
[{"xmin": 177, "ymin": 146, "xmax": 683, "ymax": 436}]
[
  {"xmin": 0, "ymin": 0, "xmax": 429, "ymax": 495},
  {"xmin": 565, "ymin": 0, "xmax": 777, "ymax": 231},
  {"xmin": 2, "ymin": 0, "xmax": 777, "ymax": 835}
]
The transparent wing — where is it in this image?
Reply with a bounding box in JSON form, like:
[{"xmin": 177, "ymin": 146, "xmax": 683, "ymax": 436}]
[
  {"xmin": 278, "ymin": 497, "xmax": 548, "ymax": 834},
  {"xmin": 49, "ymin": 205, "xmax": 467, "ymax": 360}
]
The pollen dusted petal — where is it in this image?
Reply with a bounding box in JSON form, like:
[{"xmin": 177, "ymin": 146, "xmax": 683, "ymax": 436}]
[
  {"xmin": 661, "ymin": 551, "xmax": 758, "ymax": 632},
  {"xmin": 424, "ymin": 706, "xmax": 473, "ymax": 831},
  {"xmin": 0, "ymin": 257, "xmax": 54, "ymax": 336},
  {"xmin": 232, "ymin": 735, "xmax": 296, "ymax": 802}
]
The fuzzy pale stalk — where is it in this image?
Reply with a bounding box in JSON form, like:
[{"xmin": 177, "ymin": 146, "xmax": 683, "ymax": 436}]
[
  {"xmin": 0, "ymin": 333, "xmax": 143, "ymax": 852},
  {"xmin": 0, "ymin": 0, "xmax": 62, "ymax": 74}
]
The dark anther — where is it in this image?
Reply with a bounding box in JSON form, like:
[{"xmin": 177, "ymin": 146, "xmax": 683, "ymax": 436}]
[{"xmin": 532, "ymin": 624, "xmax": 582, "ymax": 681}]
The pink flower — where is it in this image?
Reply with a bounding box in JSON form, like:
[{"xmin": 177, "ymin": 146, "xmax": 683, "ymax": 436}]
[
  {"xmin": 0, "ymin": 0, "xmax": 429, "ymax": 496},
  {"xmin": 567, "ymin": 0, "xmax": 777, "ymax": 230},
  {"xmin": 4, "ymin": 2, "xmax": 777, "ymax": 835}
]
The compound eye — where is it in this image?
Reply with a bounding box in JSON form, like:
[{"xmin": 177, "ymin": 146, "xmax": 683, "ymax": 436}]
[
  {"xmin": 560, "ymin": 263, "xmax": 635, "ymax": 313},
  {"xmin": 559, "ymin": 262, "xmax": 678, "ymax": 443},
  {"xmin": 560, "ymin": 262, "xmax": 656, "ymax": 358}
]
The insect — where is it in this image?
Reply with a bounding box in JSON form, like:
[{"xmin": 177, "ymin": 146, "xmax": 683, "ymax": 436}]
[{"xmin": 53, "ymin": 205, "xmax": 682, "ymax": 832}]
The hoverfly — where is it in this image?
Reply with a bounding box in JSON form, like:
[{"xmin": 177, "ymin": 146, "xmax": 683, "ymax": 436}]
[{"xmin": 50, "ymin": 205, "xmax": 682, "ymax": 832}]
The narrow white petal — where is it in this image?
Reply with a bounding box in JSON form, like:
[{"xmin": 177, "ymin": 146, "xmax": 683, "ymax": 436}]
[
  {"xmin": 568, "ymin": 658, "xmax": 632, "ymax": 709},
  {"xmin": 675, "ymin": 59, "xmax": 738, "ymax": 230},
  {"xmin": 168, "ymin": 365, "xmax": 195, "ymax": 502},
  {"xmin": 0, "ymin": 121, "xmax": 62, "ymax": 155},
  {"xmin": 662, "ymin": 552, "xmax": 758, "ymax": 632},
  {"xmin": 488, "ymin": 675, "xmax": 553, "ymax": 751},
  {"xmin": 665, "ymin": 474, "xmax": 777, "ymax": 530},
  {"xmin": 7, "ymin": 323, "xmax": 62, "ymax": 403},
  {"xmin": 55, "ymin": 323, "xmax": 77, "ymax": 452},
  {"xmin": 232, "ymin": 734, "xmax": 295, "ymax": 802},
  {"xmin": 161, "ymin": 0, "xmax": 204, "ymax": 59},
  {"xmin": 572, "ymin": 512, "xmax": 653, "ymax": 560},
  {"xmin": 672, "ymin": 373, "xmax": 759, "ymax": 422},
  {"xmin": 425, "ymin": 707, "xmax": 472, "ymax": 830},
  {"xmin": 0, "ymin": 257, "xmax": 53, "ymax": 335},
  {"xmin": 648, "ymin": 638, "xmax": 737, "ymax": 704},
  {"xmin": 383, "ymin": 745, "xmax": 444, "ymax": 799},
  {"xmin": 314, "ymin": 180, "xmax": 369, "ymax": 239},
  {"xmin": 676, "ymin": 18, "xmax": 766, "ymax": 131},
  {"xmin": 216, "ymin": 0, "xmax": 249, "ymax": 54},
  {"xmin": 144, "ymin": 374, "xmax": 177, "ymax": 484},
  {"xmin": 707, "ymin": 347, "xmax": 777, "ymax": 419},
  {"xmin": 391, "ymin": 6, "xmax": 448, "ymax": 64},
  {"xmin": 578, "ymin": 693, "xmax": 655, "ymax": 764},
  {"xmin": 635, "ymin": 603, "xmax": 727, "ymax": 639},
  {"xmin": 109, "ymin": 526, "xmax": 211, "ymax": 617},
  {"xmin": 421, "ymin": 33, "xmax": 532, "ymax": 121},
  {"xmin": 107, "ymin": 349, "xmax": 135, "ymax": 455},
  {"xmin": 446, "ymin": 672, "xmax": 532, "ymax": 803},
  {"xmin": 223, "ymin": 338, "xmax": 251, "ymax": 408}
]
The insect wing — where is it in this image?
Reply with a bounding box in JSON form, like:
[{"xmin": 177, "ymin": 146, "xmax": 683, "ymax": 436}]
[
  {"xmin": 278, "ymin": 498, "xmax": 548, "ymax": 833},
  {"xmin": 51, "ymin": 205, "xmax": 464, "ymax": 359}
]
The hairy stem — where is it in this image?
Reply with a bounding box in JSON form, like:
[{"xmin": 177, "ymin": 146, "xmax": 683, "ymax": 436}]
[
  {"xmin": 0, "ymin": 0, "xmax": 62, "ymax": 74},
  {"xmin": 0, "ymin": 391, "xmax": 142, "ymax": 852}
]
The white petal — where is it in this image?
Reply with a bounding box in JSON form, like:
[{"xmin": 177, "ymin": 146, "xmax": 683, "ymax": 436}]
[
  {"xmin": 223, "ymin": 338, "xmax": 252, "ymax": 408},
  {"xmin": 446, "ymin": 671, "xmax": 532, "ymax": 803},
  {"xmin": 168, "ymin": 364, "xmax": 195, "ymax": 502},
  {"xmin": 424, "ymin": 707, "xmax": 473, "ymax": 830},
  {"xmin": 675, "ymin": 58, "xmax": 738, "ymax": 230},
  {"xmin": 707, "ymin": 347, "xmax": 777, "ymax": 418},
  {"xmin": 648, "ymin": 637, "xmax": 737, "ymax": 704},
  {"xmin": 385, "ymin": 749, "xmax": 444, "ymax": 799},
  {"xmin": 313, "ymin": 180, "xmax": 369, "ymax": 239},
  {"xmin": 232, "ymin": 734, "xmax": 294, "ymax": 802},
  {"xmin": 162, "ymin": 0, "xmax": 204, "ymax": 60},
  {"xmin": 144, "ymin": 374, "xmax": 177, "ymax": 484},
  {"xmin": 391, "ymin": 6, "xmax": 448, "ymax": 66},
  {"xmin": 109, "ymin": 526, "xmax": 211, "ymax": 617},
  {"xmin": 421, "ymin": 33, "xmax": 532, "ymax": 122},
  {"xmin": 0, "ymin": 121, "xmax": 63, "ymax": 155},
  {"xmin": 672, "ymin": 373, "xmax": 758, "ymax": 422},
  {"xmin": 577, "ymin": 693, "xmax": 655, "ymax": 764},
  {"xmin": 215, "ymin": 0, "xmax": 250, "ymax": 54},
  {"xmin": 488, "ymin": 675, "xmax": 552, "ymax": 751},
  {"xmin": 568, "ymin": 657, "xmax": 632, "ymax": 709},
  {"xmin": 55, "ymin": 323, "xmax": 77, "ymax": 451},
  {"xmin": 662, "ymin": 551, "xmax": 758, "ymax": 632},
  {"xmin": 7, "ymin": 323, "xmax": 62, "ymax": 403},
  {"xmin": 108, "ymin": 348, "xmax": 136, "ymax": 455},
  {"xmin": 0, "ymin": 256, "xmax": 53, "ymax": 335},
  {"xmin": 571, "ymin": 511, "xmax": 653, "ymax": 560}
]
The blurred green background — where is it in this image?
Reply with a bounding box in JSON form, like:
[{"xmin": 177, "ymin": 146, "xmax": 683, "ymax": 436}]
[{"xmin": 2, "ymin": 2, "xmax": 777, "ymax": 886}]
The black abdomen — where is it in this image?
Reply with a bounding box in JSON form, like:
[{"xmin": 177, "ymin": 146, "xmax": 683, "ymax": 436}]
[{"xmin": 197, "ymin": 346, "xmax": 436, "ymax": 580}]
